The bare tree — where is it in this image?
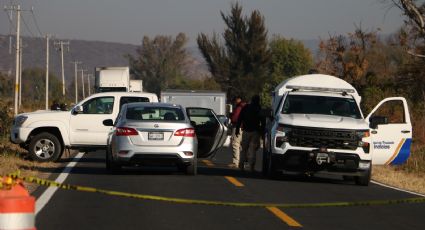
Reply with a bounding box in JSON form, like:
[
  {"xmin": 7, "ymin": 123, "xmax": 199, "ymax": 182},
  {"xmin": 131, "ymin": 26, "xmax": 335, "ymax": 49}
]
[{"xmin": 388, "ymin": 0, "xmax": 425, "ymax": 57}]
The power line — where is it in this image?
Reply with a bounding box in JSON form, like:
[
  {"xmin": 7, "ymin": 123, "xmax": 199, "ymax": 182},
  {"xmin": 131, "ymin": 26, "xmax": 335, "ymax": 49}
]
[
  {"xmin": 20, "ymin": 13, "xmax": 35, "ymax": 37},
  {"xmin": 30, "ymin": 8, "xmax": 43, "ymax": 37}
]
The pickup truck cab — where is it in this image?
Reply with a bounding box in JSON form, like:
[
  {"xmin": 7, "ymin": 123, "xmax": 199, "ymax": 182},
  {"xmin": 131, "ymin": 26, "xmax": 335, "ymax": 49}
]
[
  {"xmin": 10, "ymin": 92, "xmax": 158, "ymax": 162},
  {"xmin": 263, "ymin": 74, "xmax": 412, "ymax": 185}
]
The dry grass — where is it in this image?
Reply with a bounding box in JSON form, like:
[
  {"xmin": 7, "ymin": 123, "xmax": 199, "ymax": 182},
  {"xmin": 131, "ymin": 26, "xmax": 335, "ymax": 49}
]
[
  {"xmin": 372, "ymin": 165, "xmax": 425, "ymax": 195},
  {"xmin": 0, "ymin": 140, "xmax": 60, "ymax": 193}
]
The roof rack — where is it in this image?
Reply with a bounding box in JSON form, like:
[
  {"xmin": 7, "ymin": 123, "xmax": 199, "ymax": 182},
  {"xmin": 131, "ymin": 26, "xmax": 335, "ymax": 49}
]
[{"xmin": 286, "ymin": 85, "xmax": 356, "ymax": 94}]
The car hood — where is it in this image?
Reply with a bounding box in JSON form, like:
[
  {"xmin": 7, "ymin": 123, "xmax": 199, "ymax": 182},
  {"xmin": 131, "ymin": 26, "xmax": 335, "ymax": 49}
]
[
  {"xmin": 19, "ymin": 110, "xmax": 70, "ymax": 127},
  {"xmin": 278, "ymin": 113, "xmax": 369, "ymax": 130}
]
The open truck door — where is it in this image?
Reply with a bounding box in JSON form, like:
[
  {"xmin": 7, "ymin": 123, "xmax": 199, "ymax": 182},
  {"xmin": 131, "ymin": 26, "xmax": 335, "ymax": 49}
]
[
  {"xmin": 186, "ymin": 107, "xmax": 227, "ymax": 158},
  {"xmin": 366, "ymin": 97, "xmax": 412, "ymax": 165}
]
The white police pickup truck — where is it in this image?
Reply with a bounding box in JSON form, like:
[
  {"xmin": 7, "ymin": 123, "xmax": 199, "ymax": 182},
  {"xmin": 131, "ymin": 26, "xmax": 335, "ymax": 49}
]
[
  {"xmin": 263, "ymin": 74, "xmax": 412, "ymax": 185},
  {"xmin": 10, "ymin": 92, "xmax": 158, "ymax": 162}
]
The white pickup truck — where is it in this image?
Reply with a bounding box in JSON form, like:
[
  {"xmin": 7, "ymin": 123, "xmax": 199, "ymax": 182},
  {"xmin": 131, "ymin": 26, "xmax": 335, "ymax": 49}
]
[
  {"xmin": 263, "ymin": 74, "xmax": 412, "ymax": 185},
  {"xmin": 10, "ymin": 92, "xmax": 158, "ymax": 162}
]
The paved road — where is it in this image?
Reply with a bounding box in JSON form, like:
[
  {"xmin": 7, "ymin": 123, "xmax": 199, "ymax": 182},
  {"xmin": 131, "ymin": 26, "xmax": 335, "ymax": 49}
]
[{"xmin": 33, "ymin": 146, "xmax": 425, "ymax": 230}]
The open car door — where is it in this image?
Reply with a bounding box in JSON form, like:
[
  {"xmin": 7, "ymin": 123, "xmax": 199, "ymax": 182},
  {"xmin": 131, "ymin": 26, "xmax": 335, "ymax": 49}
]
[
  {"xmin": 366, "ymin": 97, "xmax": 412, "ymax": 165},
  {"xmin": 186, "ymin": 107, "xmax": 228, "ymax": 158}
]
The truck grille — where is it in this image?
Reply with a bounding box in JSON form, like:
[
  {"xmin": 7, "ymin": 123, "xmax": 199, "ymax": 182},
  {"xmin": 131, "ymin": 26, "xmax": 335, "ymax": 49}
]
[{"xmin": 287, "ymin": 126, "xmax": 358, "ymax": 150}]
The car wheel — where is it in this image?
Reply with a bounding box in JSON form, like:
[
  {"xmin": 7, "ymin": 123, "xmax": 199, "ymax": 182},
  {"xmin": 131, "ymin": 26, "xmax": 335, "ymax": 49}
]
[
  {"xmin": 28, "ymin": 132, "xmax": 62, "ymax": 162},
  {"xmin": 186, "ymin": 159, "xmax": 197, "ymax": 175},
  {"xmin": 106, "ymin": 149, "xmax": 121, "ymax": 174},
  {"xmin": 262, "ymin": 146, "xmax": 269, "ymax": 176},
  {"xmin": 267, "ymin": 154, "xmax": 278, "ymax": 179},
  {"xmin": 355, "ymin": 167, "xmax": 371, "ymax": 186}
]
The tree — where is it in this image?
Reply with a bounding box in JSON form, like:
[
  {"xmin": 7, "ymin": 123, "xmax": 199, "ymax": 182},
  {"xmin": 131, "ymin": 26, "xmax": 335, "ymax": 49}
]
[
  {"xmin": 316, "ymin": 27, "xmax": 379, "ymax": 89},
  {"xmin": 260, "ymin": 36, "xmax": 313, "ymax": 106},
  {"xmin": 386, "ymin": 0, "xmax": 425, "ymax": 57},
  {"xmin": 20, "ymin": 68, "xmax": 63, "ymax": 110},
  {"xmin": 197, "ymin": 3, "xmax": 271, "ymax": 101},
  {"xmin": 129, "ymin": 33, "xmax": 189, "ymax": 96},
  {"xmin": 0, "ymin": 73, "xmax": 13, "ymax": 98}
]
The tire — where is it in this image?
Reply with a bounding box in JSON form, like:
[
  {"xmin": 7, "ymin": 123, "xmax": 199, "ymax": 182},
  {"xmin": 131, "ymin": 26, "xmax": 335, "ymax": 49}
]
[
  {"xmin": 262, "ymin": 149, "xmax": 269, "ymax": 177},
  {"xmin": 28, "ymin": 132, "xmax": 62, "ymax": 162},
  {"xmin": 106, "ymin": 148, "xmax": 121, "ymax": 174},
  {"xmin": 266, "ymin": 153, "xmax": 278, "ymax": 179},
  {"xmin": 185, "ymin": 158, "xmax": 197, "ymax": 175},
  {"xmin": 355, "ymin": 167, "xmax": 371, "ymax": 186}
]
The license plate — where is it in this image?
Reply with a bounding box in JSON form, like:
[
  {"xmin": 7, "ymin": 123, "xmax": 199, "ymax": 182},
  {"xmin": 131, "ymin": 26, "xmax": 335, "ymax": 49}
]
[{"xmin": 148, "ymin": 132, "xmax": 164, "ymax": 140}]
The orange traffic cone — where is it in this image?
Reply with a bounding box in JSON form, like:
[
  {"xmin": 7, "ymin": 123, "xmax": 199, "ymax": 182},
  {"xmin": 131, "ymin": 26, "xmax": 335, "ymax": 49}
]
[{"xmin": 0, "ymin": 176, "xmax": 36, "ymax": 230}]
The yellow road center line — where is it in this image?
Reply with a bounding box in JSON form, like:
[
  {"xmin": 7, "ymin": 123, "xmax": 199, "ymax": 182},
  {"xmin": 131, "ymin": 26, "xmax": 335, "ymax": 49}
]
[
  {"xmin": 266, "ymin": 206, "xmax": 302, "ymax": 227},
  {"xmin": 224, "ymin": 176, "xmax": 244, "ymax": 187},
  {"xmin": 202, "ymin": 160, "xmax": 215, "ymax": 167}
]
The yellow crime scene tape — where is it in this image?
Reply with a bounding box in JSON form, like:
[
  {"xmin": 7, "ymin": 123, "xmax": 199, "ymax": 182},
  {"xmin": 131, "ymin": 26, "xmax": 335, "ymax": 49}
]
[{"xmin": 4, "ymin": 172, "xmax": 425, "ymax": 209}]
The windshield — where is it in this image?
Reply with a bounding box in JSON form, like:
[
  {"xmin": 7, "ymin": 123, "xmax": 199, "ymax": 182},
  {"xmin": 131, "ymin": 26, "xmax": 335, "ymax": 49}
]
[
  {"xmin": 126, "ymin": 106, "xmax": 185, "ymax": 121},
  {"xmin": 281, "ymin": 95, "xmax": 362, "ymax": 119}
]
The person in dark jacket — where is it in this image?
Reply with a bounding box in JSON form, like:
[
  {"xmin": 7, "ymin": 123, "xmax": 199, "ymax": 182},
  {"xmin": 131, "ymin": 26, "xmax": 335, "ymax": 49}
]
[{"xmin": 235, "ymin": 95, "xmax": 263, "ymax": 171}]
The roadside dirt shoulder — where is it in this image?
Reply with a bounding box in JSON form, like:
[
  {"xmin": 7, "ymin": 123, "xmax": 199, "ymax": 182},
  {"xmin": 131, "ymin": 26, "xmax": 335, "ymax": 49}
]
[{"xmin": 372, "ymin": 166, "xmax": 425, "ymax": 195}]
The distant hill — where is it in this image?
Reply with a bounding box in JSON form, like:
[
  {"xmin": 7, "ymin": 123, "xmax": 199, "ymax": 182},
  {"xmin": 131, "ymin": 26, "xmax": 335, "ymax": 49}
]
[
  {"xmin": 0, "ymin": 35, "xmax": 137, "ymax": 80},
  {"xmin": 0, "ymin": 35, "xmax": 319, "ymax": 82}
]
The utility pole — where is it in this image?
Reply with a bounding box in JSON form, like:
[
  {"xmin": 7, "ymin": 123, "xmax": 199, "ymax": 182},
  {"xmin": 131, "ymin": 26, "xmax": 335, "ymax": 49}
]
[
  {"xmin": 79, "ymin": 69, "xmax": 87, "ymax": 98},
  {"xmin": 45, "ymin": 35, "xmax": 50, "ymax": 110},
  {"xmin": 54, "ymin": 40, "xmax": 69, "ymax": 96},
  {"xmin": 19, "ymin": 38, "xmax": 23, "ymax": 108},
  {"xmin": 4, "ymin": 4, "xmax": 21, "ymax": 115},
  {"xmin": 71, "ymin": 61, "xmax": 81, "ymax": 103},
  {"xmin": 87, "ymin": 74, "xmax": 93, "ymax": 96}
]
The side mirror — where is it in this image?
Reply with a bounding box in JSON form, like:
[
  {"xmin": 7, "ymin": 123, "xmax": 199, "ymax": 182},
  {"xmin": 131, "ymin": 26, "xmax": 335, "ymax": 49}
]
[
  {"xmin": 369, "ymin": 116, "xmax": 388, "ymax": 129},
  {"xmin": 73, "ymin": 105, "xmax": 84, "ymax": 114},
  {"xmin": 103, "ymin": 119, "xmax": 114, "ymax": 126}
]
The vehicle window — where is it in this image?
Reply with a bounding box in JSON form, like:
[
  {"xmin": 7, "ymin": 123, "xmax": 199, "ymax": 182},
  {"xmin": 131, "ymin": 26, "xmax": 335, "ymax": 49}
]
[
  {"xmin": 82, "ymin": 97, "xmax": 114, "ymax": 114},
  {"xmin": 371, "ymin": 100, "xmax": 405, "ymax": 123},
  {"xmin": 119, "ymin": 97, "xmax": 150, "ymax": 112},
  {"xmin": 281, "ymin": 95, "xmax": 362, "ymax": 119},
  {"xmin": 126, "ymin": 106, "xmax": 185, "ymax": 121},
  {"xmin": 186, "ymin": 108, "xmax": 218, "ymax": 126}
]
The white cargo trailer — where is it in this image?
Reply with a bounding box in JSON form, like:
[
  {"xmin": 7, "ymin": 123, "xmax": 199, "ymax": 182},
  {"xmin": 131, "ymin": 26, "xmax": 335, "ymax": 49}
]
[
  {"xmin": 161, "ymin": 90, "xmax": 227, "ymax": 115},
  {"xmin": 129, "ymin": 80, "xmax": 143, "ymax": 92}
]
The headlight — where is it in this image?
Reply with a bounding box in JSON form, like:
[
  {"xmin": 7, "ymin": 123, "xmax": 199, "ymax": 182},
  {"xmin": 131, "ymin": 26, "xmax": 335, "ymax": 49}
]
[
  {"xmin": 356, "ymin": 130, "xmax": 370, "ymax": 153},
  {"xmin": 14, "ymin": 116, "xmax": 28, "ymax": 126},
  {"xmin": 356, "ymin": 130, "xmax": 370, "ymax": 138},
  {"xmin": 276, "ymin": 124, "xmax": 291, "ymax": 134}
]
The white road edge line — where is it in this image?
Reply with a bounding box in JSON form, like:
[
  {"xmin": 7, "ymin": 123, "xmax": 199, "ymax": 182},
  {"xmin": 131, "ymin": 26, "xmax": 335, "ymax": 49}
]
[
  {"xmin": 371, "ymin": 180, "xmax": 425, "ymax": 197},
  {"xmin": 35, "ymin": 152, "xmax": 85, "ymax": 214}
]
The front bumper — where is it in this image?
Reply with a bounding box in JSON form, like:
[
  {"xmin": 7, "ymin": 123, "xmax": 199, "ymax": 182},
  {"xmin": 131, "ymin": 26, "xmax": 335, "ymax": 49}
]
[
  {"xmin": 271, "ymin": 149, "xmax": 371, "ymax": 175},
  {"xmin": 10, "ymin": 126, "xmax": 32, "ymax": 144}
]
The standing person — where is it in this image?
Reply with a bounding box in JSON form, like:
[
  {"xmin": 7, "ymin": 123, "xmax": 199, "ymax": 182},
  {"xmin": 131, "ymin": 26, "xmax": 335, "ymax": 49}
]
[
  {"xmin": 230, "ymin": 96, "xmax": 246, "ymax": 168},
  {"xmin": 236, "ymin": 95, "xmax": 263, "ymax": 172}
]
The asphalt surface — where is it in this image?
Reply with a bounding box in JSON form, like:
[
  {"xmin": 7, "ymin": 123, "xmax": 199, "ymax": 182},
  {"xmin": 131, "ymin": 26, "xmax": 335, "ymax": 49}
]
[{"xmin": 33, "ymin": 146, "xmax": 425, "ymax": 230}]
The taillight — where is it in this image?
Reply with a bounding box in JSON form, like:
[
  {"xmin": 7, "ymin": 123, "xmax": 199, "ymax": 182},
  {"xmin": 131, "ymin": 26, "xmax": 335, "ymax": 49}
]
[
  {"xmin": 174, "ymin": 128, "xmax": 195, "ymax": 137},
  {"xmin": 115, "ymin": 127, "xmax": 138, "ymax": 136}
]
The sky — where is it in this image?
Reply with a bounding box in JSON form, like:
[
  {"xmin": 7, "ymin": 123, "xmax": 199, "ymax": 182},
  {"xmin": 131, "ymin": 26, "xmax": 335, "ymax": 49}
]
[{"xmin": 1, "ymin": 0, "xmax": 406, "ymax": 46}]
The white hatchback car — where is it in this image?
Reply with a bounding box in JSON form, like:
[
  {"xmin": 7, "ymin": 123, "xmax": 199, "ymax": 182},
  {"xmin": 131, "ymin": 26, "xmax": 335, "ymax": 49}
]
[{"xmin": 104, "ymin": 103, "xmax": 227, "ymax": 175}]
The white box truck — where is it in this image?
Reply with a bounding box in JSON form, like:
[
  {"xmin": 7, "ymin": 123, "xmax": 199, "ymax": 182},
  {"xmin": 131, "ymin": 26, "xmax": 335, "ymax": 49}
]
[
  {"xmin": 263, "ymin": 74, "xmax": 412, "ymax": 185},
  {"xmin": 95, "ymin": 67, "xmax": 130, "ymax": 93},
  {"xmin": 161, "ymin": 90, "xmax": 227, "ymax": 116}
]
